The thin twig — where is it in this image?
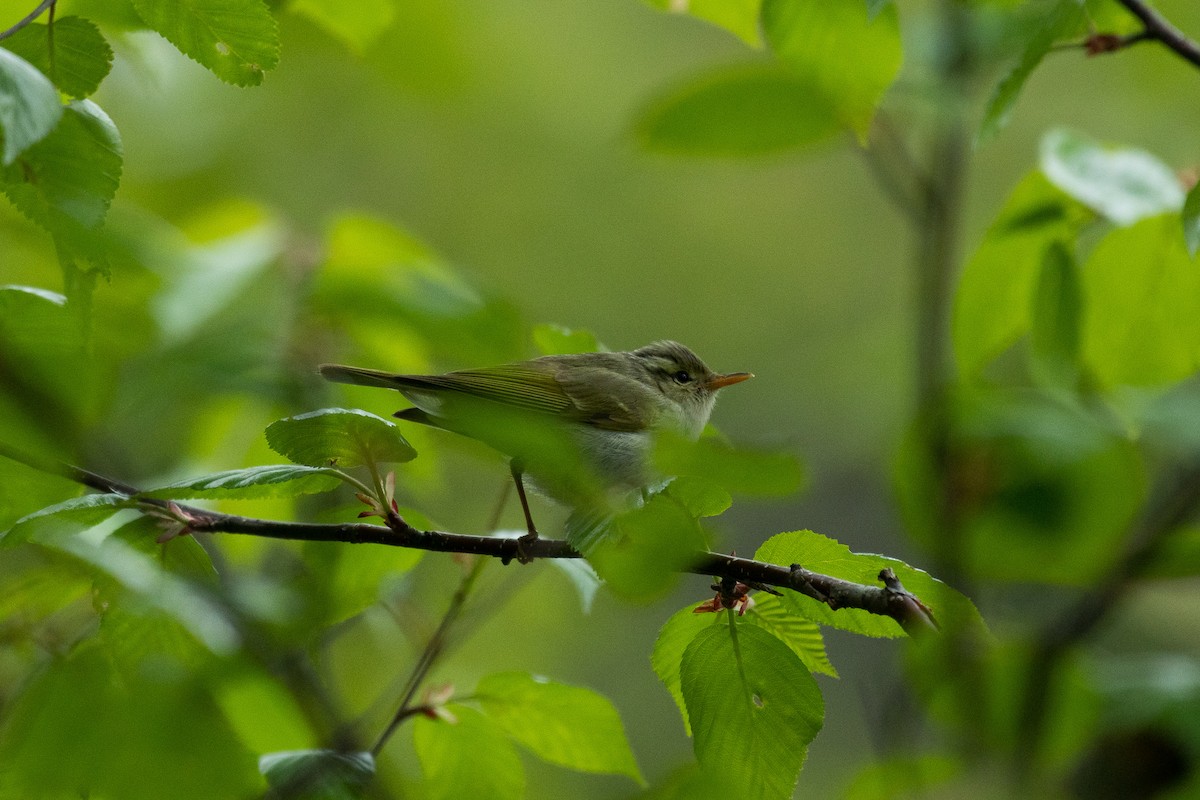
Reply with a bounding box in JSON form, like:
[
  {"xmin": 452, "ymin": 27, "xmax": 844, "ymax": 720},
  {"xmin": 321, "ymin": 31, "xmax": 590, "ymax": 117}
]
[
  {"xmin": 0, "ymin": 0, "xmax": 56, "ymax": 42},
  {"xmin": 1116, "ymin": 0, "xmax": 1200, "ymax": 68}
]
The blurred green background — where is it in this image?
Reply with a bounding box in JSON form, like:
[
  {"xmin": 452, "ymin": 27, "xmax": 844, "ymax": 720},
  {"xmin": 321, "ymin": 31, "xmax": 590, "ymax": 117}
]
[{"xmin": 4, "ymin": 0, "xmax": 1200, "ymax": 796}]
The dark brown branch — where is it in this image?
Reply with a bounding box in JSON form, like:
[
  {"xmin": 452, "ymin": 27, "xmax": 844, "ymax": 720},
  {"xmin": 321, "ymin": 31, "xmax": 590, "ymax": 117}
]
[
  {"xmin": 0, "ymin": 0, "xmax": 55, "ymax": 42},
  {"xmin": 1115, "ymin": 0, "xmax": 1200, "ymax": 69},
  {"xmin": 0, "ymin": 442, "xmax": 935, "ymax": 633}
]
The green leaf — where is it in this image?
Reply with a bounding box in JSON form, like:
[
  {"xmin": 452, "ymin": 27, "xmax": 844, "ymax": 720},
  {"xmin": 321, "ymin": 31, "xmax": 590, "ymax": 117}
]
[
  {"xmin": 1, "ymin": 99, "xmax": 122, "ymax": 258},
  {"xmin": 1029, "ymin": 240, "xmax": 1082, "ymax": 387},
  {"xmin": 1142, "ymin": 526, "xmax": 1200, "ymax": 579},
  {"xmin": 653, "ymin": 432, "xmax": 803, "ymax": 496},
  {"xmin": 744, "ymin": 593, "xmax": 837, "ymax": 677},
  {"xmin": 289, "ymin": 0, "xmax": 395, "ymax": 53},
  {"xmin": 681, "ymin": 622, "xmax": 823, "ymax": 799},
  {"xmin": 266, "ymin": 408, "xmax": 417, "ymax": 468},
  {"xmin": 1082, "ymin": 215, "xmax": 1200, "ymax": 386},
  {"xmin": 652, "ymin": 603, "xmax": 726, "ymax": 734},
  {"xmin": 755, "ymin": 529, "xmax": 984, "ymax": 636},
  {"xmin": 414, "ymin": 707, "xmax": 524, "ymax": 800},
  {"xmin": 142, "ymin": 464, "xmax": 345, "ymax": 500},
  {"xmin": 2, "ymin": 493, "xmax": 129, "ymax": 547},
  {"xmin": 532, "ymin": 323, "xmax": 603, "ymax": 356},
  {"xmin": 259, "ymin": 749, "xmax": 375, "ymax": 800},
  {"xmin": 665, "ymin": 476, "xmax": 732, "ymax": 518},
  {"xmin": 952, "ymin": 172, "xmax": 1084, "ymax": 378},
  {"xmin": 643, "ymin": 0, "xmax": 763, "ymax": 46},
  {"xmin": 0, "ymin": 17, "xmax": 114, "ymax": 98},
  {"xmin": 0, "ymin": 47, "xmax": 61, "ymax": 164},
  {"xmin": 762, "ymin": 0, "xmax": 902, "ymax": 137},
  {"xmin": 477, "ymin": 671, "xmax": 643, "ymax": 781},
  {"xmin": 636, "ymin": 64, "xmax": 840, "ymax": 157},
  {"xmin": 568, "ymin": 493, "xmax": 707, "ymax": 601},
  {"xmin": 548, "ymin": 557, "xmax": 603, "ymax": 614},
  {"xmin": 130, "ymin": 0, "xmax": 280, "ymax": 87},
  {"xmin": 844, "ymin": 754, "xmax": 962, "ymax": 800},
  {"xmin": 1183, "ymin": 179, "xmax": 1200, "ymax": 257},
  {"xmin": 1040, "ymin": 128, "xmax": 1185, "ymax": 226},
  {"xmin": 978, "ymin": 1, "xmax": 1085, "ymax": 144}
]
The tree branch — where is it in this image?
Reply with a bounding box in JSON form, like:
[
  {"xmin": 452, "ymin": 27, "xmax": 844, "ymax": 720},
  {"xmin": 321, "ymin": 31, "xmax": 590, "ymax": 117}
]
[
  {"xmin": 0, "ymin": 0, "xmax": 56, "ymax": 42},
  {"xmin": 1115, "ymin": 0, "xmax": 1200, "ymax": 69},
  {"xmin": 0, "ymin": 443, "xmax": 937, "ymax": 634}
]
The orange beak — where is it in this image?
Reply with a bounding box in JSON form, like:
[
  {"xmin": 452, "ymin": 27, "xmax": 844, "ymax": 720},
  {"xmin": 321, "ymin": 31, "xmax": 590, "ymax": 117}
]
[{"xmin": 707, "ymin": 371, "xmax": 754, "ymax": 390}]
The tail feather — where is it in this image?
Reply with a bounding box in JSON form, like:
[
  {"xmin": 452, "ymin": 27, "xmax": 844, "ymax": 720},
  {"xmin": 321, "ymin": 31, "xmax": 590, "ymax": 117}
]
[{"xmin": 319, "ymin": 364, "xmax": 407, "ymax": 390}]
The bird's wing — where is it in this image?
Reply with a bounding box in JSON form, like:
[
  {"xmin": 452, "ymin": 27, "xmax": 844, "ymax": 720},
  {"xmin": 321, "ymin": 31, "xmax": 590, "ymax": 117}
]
[
  {"xmin": 397, "ymin": 365, "xmax": 574, "ymax": 417},
  {"xmin": 553, "ymin": 366, "xmax": 658, "ymax": 432}
]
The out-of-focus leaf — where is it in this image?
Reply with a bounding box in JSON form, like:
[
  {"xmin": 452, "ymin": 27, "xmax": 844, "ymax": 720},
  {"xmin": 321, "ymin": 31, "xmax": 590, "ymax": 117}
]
[
  {"xmin": 549, "ymin": 557, "xmax": 603, "ymax": 614},
  {"xmin": 217, "ymin": 674, "xmax": 318, "ymax": 755},
  {"xmin": 315, "ymin": 213, "xmax": 525, "ymax": 366},
  {"xmin": 266, "ymin": 408, "xmax": 417, "ymax": 467},
  {"xmin": 1183, "ymin": 179, "xmax": 1200, "ymax": 257},
  {"xmin": 322, "ymin": 542, "xmax": 423, "ymax": 623},
  {"xmin": 414, "ymin": 706, "xmax": 524, "ymax": 800},
  {"xmin": 477, "ymin": 671, "xmax": 643, "ymax": 781},
  {"xmin": 844, "ymin": 754, "xmax": 962, "ymax": 800},
  {"xmin": 1142, "ymin": 527, "xmax": 1200, "ymax": 579},
  {"xmin": 1029, "ymin": 241, "xmax": 1081, "ymax": 387},
  {"xmin": 643, "ymin": 0, "xmax": 763, "ymax": 46},
  {"xmin": 290, "ymin": 0, "xmax": 395, "ymax": 53},
  {"xmin": 259, "ymin": 750, "xmax": 374, "ymax": 800},
  {"xmin": 744, "ymin": 593, "xmax": 837, "ymax": 677},
  {"xmin": 532, "ymin": 323, "xmax": 603, "ymax": 356},
  {"xmin": 953, "ymin": 172, "xmax": 1084, "ymax": 378},
  {"xmin": 0, "ymin": 48, "xmax": 61, "ymax": 164},
  {"xmin": 130, "ymin": 0, "xmax": 280, "ymax": 86},
  {"xmin": 762, "ymin": 0, "xmax": 902, "ymax": 137},
  {"xmin": 1040, "ymin": 129, "xmax": 1185, "ymax": 226},
  {"xmin": 755, "ymin": 529, "xmax": 984, "ymax": 636},
  {"xmin": 568, "ymin": 493, "xmax": 707, "ymax": 601},
  {"xmin": 1082, "ymin": 215, "xmax": 1200, "ymax": 386},
  {"xmin": 654, "ymin": 431, "xmax": 803, "ymax": 496},
  {"xmin": 1, "ymin": 17, "xmax": 114, "ymax": 98},
  {"xmin": 652, "ymin": 603, "xmax": 726, "ymax": 734},
  {"xmin": 979, "ymin": 1, "xmax": 1085, "ymax": 144},
  {"xmin": 1, "ymin": 100, "xmax": 122, "ymax": 261},
  {"xmin": 1, "ymin": 493, "xmax": 129, "ymax": 547},
  {"xmin": 142, "ymin": 465, "xmax": 345, "ymax": 500},
  {"xmin": 681, "ymin": 622, "xmax": 823, "ymax": 799},
  {"xmin": 636, "ymin": 64, "xmax": 840, "ymax": 157},
  {"xmin": 0, "ymin": 644, "xmax": 260, "ymax": 800},
  {"xmin": 666, "ymin": 476, "xmax": 732, "ymax": 518}
]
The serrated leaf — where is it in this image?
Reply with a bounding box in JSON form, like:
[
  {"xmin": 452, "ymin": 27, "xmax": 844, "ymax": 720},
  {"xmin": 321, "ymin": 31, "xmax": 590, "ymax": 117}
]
[
  {"xmin": 681, "ymin": 622, "xmax": 823, "ymax": 799},
  {"xmin": 1, "ymin": 17, "xmax": 114, "ymax": 98},
  {"xmin": 1183, "ymin": 180, "xmax": 1200, "ymax": 257},
  {"xmin": 754, "ymin": 530, "xmax": 984, "ymax": 637},
  {"xmin": 1040, "ymin": 128, "xmax": 1185, "ymax": 226},
  {"xmin": 259, "ymin": 749, "xmax": 375, "ymax": 800},
  {"xmin": 532, "ymin": 323, "xmax": 603, "ymax": 356},
  {"xmin": 0, "ymin": 47, "xmax": 61, "ymax": 164},
  {"xmin": 1, "ymin": 99, "xmax": 122, "ymax": 261},
  {"xmin": 644, "ymin": 0, "xmax": 763, "ymax": 46},
  {"xmin": 414, "ymin": 707, "xmax": 524, "ymax": 800},
  {"xmin": 289, "ymin": 0, "xmax": 395, "ymax": 54},
  {"xmin": 762, "ymin": 0, "xmax": 902, "ymax": 137},
  {"xmin": 141, "ymin": 465, "xmax": 345, "ymax": 500},
  {"xmin": 744, "ymin": 593, "xmax": 837, "ymax": 677},
  {"xmin": 654, "ymin": 432, "xmax": 803, "ymax": 496},
  {"xmin": 636, "ymin": 64, "xmax": 840, "ymax": 157},
  {"xmin": 266, "ymin": 407, "xmax": 417, "ymax": 468},
  {"xmin": 2, "ymin": 493, "xmax": 129, "ymax": 547},
  {"xmin": 651, "ymin": 603, "xmax": 727, "ymax": 734},
  {"xmin": 477, "ymin": 672, "xmax": 643, "ymax": 781},
  {"xmin": 978, "ymin": 1, "xmax": 1085, "ymax": 144},
  {"xmin": 1081, "ymin": 214, "xmax": 1200, "ymax": 386},
  {"xmin": 131, "ymin": 0, "xmax": 280, "ymax": 86}
]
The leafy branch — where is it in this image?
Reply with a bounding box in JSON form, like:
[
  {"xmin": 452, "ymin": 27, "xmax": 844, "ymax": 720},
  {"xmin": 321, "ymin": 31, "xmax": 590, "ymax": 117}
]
[{"xmin": 1053, "ymin": 0, "xmax": 1200, "ymax": 68}]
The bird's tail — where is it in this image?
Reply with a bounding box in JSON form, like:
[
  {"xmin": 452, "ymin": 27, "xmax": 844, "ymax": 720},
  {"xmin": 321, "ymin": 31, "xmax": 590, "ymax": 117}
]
[{"xmin": 318, "ymin": 364, "xmax": 407, "ymax": 390}]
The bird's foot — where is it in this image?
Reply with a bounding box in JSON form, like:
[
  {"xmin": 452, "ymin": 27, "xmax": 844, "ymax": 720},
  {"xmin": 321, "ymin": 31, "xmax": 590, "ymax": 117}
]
[{"xmin": 514, "ymin": 529, "xmax": 539, "ymax": 565}]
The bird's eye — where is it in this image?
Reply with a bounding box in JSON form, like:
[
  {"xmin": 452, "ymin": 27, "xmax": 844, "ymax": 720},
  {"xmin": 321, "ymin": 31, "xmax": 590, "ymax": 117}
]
[{"xmin": 672, "ymin": 370, "xmax": 692, "ymax": 384}]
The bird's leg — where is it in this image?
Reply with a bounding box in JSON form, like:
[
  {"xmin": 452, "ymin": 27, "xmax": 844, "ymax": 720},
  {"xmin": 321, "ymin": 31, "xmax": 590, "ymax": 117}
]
[{"xmin": 510, "ymin": 459, "xmax": 538, "ymax": 564}]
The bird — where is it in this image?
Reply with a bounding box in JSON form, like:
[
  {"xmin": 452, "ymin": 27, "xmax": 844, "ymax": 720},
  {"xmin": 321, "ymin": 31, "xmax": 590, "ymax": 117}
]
[{"xmin": 319, "ymin": 341, "xmax": 752, "ymax": 557}]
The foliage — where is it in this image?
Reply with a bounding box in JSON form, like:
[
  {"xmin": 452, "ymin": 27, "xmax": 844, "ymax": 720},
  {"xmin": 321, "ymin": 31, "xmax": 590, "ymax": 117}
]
[{"xmin": 3, "ymin": 0, "xmax": 1200, "ymax": 799}]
